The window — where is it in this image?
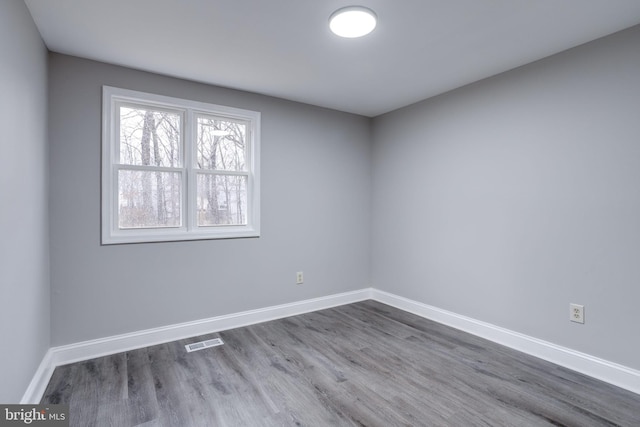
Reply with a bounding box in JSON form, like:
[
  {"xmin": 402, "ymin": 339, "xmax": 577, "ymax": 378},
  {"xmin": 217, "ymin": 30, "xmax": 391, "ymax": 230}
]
[{"xmin": 102, "ymin": 86, "xmax": 260, "ymax": 244}]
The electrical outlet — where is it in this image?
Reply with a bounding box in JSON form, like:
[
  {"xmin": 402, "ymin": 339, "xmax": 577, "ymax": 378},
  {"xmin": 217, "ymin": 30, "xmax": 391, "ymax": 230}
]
[
  {"xmin": 570, "ymin": 303, "xmax": 584, "ymax": 324},
  {"xmin": 296, "ymin": 271, "xmax": 304, "ymax": 285}
]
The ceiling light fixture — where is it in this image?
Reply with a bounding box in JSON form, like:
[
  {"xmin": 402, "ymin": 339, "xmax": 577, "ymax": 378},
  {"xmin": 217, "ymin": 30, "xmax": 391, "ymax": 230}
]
[{"xmin": 329, "ymin": 6, "xmax": 377, "ymax": 38}]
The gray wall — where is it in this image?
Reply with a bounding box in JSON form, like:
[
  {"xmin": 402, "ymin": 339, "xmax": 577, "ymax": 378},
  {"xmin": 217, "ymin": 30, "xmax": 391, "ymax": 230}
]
[
  {"xmin": 0, "ymin": 0, "xmax": 50, "ymax": 402},
  {"xmin": 372, "ymin": 25, "xmax": 640, "ymax": 370},
  {"xmin": 49, "ymin": 54, "xmax": 371, "ymax": 346}
]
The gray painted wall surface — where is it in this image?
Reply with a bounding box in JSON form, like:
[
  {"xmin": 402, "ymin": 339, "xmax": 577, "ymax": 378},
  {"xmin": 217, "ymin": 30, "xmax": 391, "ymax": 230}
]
[
  {"xmin": 49, "ymin": 54, "xmax": 371, "ymax": 346},
  {"xmin": 0, "ymin": 0, "xmax": 50, "ymax": 402},
  {"xmin": 372, "ymin": 25, "xmax": 640, "ymax": 369}
]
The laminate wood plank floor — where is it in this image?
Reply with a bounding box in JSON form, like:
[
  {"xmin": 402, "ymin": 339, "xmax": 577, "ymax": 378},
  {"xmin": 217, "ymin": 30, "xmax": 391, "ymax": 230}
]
[{"xmin": 41, "ymin": 301, "xmax": 640, "ymax": 426}]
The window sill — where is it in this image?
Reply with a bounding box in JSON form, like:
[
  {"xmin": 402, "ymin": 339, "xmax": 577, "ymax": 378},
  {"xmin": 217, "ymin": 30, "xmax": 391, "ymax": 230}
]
[{"xmin": 101, "ymin": 226, "xmax": 260, "ymax": 245}]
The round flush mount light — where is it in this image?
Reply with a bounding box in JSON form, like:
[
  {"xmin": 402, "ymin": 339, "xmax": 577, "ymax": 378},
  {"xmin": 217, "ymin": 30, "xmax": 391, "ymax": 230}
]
[{"xmin": 329, "ymin": 6, "xmax": 377, "ymax": 38}]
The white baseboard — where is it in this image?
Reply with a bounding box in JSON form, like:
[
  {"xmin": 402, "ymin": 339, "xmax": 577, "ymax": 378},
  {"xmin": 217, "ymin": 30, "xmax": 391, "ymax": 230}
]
[
  {"xmin": 21, "ymin": 288, "xmax": 372, "ymax": 403},
  {"xmin": 21, "ymin": 349, "xmax": 55, "ymax": 404},
  {"xmin": 371, "ymin": 288, "xmax": 640, "ymax": 396},
  {"xmin": 23, "ymin": 286, "xmax": 640, "ymax": 403}
]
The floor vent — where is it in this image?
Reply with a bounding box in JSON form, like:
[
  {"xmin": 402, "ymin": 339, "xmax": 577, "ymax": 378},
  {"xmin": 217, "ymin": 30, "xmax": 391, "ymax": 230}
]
[{"xmin": 185, "ymin": 338, "xmax": 224, "ymax": 353}]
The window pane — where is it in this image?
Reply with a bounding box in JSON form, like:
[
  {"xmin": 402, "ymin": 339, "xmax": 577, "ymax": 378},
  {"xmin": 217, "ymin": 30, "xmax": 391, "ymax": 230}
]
[
  {"xmin": 196, "ymin": 115, "xmax": 247, "ymax": 171},
  {"xmin": 197, "ymin": 174, "xmax": 247, "ymax": 226},
  {"xmin": 119, "ymin": 105, "xmax": 181, "ymax": 167},
  {"xmin": 118, "ymin": 170, "xmax": 182, "ymax": 228}
]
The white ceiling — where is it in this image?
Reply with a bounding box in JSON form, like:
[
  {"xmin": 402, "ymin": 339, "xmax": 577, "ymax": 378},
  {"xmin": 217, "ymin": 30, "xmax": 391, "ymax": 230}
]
[{"xmin": 24, "ymin": 0, "xmax": 640, "ymax": 117}]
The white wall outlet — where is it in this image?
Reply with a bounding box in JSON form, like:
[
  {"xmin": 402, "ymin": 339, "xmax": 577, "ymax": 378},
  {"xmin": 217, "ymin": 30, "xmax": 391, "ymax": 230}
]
[
  {"xmin": 296, "ymin": 271, "xmax": 304, "ymax": 285},
  {"xmin": 570, "ymin": 303, "xmax": 584, "ymax": 324}
]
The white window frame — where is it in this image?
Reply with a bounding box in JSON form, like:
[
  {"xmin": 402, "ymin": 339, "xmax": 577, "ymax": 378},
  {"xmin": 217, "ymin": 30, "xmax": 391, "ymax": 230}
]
[{"xmin": 102, "ymin": 86, "xmax": 260, "ymax": 244}]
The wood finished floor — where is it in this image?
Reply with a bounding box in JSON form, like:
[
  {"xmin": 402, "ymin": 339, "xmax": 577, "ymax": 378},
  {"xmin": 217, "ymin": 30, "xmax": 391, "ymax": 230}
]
[{"xmin": 42, "ymin": 301, "xmax": 640, "ymax": 426}]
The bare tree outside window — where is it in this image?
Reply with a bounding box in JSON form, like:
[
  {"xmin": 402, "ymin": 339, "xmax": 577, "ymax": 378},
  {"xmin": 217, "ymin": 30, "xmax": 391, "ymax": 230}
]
[
  {"xmin": 196, "ymin": 115, "xmax": 248, "ymax": 226},
  {"xmin": 118, "ymin": 106, "xmax": 182, "ymax": 228}
]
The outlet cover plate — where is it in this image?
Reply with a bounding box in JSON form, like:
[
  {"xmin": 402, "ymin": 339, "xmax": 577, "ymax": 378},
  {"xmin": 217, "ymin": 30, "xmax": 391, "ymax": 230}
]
[{"xmin": 570, "ymin": 303, "xmax": 585, "ymax": 324}]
